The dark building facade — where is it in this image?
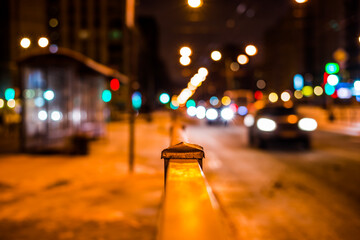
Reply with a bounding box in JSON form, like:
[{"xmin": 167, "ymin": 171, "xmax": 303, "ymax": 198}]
[{"xmin": 263, "ymin": 0, "xmax": 360, "ymax": 93}]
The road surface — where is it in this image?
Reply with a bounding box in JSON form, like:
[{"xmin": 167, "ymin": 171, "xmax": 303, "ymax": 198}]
[{"xmin": 186, "ymin": 121, "xmax": 360, "ymax": 240}]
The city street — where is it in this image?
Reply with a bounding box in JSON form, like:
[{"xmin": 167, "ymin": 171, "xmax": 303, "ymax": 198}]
[{"xmin": 1, "ymin": 111, "xmax": 360, "ymax": 239}]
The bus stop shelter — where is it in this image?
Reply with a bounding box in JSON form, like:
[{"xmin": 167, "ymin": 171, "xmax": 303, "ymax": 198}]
[{"xmin": 18, "ymin": 48, "xmax": 127, "ymax": 153}]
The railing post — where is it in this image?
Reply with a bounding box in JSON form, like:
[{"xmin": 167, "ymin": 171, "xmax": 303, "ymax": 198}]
[{"xmin": 161, "ymin": 142, "xmax": 204, "ymax": 183}]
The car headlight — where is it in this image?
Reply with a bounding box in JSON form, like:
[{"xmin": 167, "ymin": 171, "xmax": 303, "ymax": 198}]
[
  {"xmin": 206, "ymin": 108, "xmax": 218, "ymax": 120},
  {"xmin": 298, "ymin": 118, "xmax": 317, "ymax": 131},
  {"xmin": 257, "ymin": 118, "xmax": 277, "ymax": 132},
  {"xmin": 221, "ymin": 107, "xmax": 235, "ymax": 121}
]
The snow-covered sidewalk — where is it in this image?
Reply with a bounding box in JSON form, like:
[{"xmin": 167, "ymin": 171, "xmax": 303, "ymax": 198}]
[{"xmin": 0, "ymin": 112, "xmax": 172, "ymax": 240}]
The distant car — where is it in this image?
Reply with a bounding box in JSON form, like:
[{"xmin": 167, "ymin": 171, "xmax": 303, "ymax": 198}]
[
  {"xmin": 245, "ymin": 105, "xmax": 317, "ymax": 149},
  {"xmin": 206, "ymin": 107, "xmax": 235, "ymax": 126}
]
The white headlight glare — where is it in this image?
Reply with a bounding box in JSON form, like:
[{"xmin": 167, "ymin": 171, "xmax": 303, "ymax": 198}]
[
  {"xmin": 220, "ymin": 107, "xmax": 234, "ymax": 121},
  {"xmin": 196, "ymin": 106, "xmax": 206, "ymax": 119},
  {"xmin": 187, "ymin": 106, "xmax": 197, "ymax": 117},
  {"xmin": 257, "ymin": 118, "xmax": 276, "ymax": 132},
  {"xmin": 206, "ymin": 108, "xmax": 218, "ymax": 120},
  {"xmin": 298, "ymin": 118, "xmax": 317, "ymax": 131},
  {"xmin": 244, "ymin": 114, "xmax": 254, "ymax": 127}
]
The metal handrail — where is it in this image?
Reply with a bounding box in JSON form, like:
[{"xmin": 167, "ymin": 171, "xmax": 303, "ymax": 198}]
[{"xmin": 157, "ymin": 124, "xmax": 230, "ymax": 240}]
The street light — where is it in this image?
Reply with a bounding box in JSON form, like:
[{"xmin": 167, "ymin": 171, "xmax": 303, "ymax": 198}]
[
  {"xmin": 211, "ymin": 50, "xmax": 222, "ymax": 61},
  {"xmin": 188, "ymin": 0, "xmax": 203, "ymax": 8},
  {"xmin": 38, "ymin": 37, "xmax": 49, "ymax": 48},
  {"xmin": 20, "ymin": 38, "xmax": 31, "ymax": 48},
  {"xmin": 295, "ymin": 0, "xmax": 308, "ymax": 3},
  {"xmin": 180, "ymin": 56, "xmax": 191, "ymax": 66},
  {"xmin": 237, "ymin": 54, "xmax": 249, "ymax": 65},
  {"xmin": 245, "ymin": 45, "xmax": 257, "ymax": 56},
  {"xmin": 180, "ymin": 46, "xmax": 192, "ymax": 56}
]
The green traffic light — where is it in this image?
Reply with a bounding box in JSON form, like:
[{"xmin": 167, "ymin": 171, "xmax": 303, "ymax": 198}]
[
  {"xmin": 325, "ymin": 63, "xmax": 339, "ymax": 74},
  {"xmin": 102, "ymin": 90, "xmax": 112, "ymax": 102},
  {"xmin": 5, "ymin": 88, "xmax": 15, "ymax": 101}
]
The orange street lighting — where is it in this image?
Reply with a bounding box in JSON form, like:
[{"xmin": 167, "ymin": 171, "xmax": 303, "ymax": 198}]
[
  {"xmin": 295, "ymin": 0, "xmax": 308, "ymax": 3},
  {"xmin": 180, "ymin": 46, "xmax": 192, "ymax": 56},
  {"xmin": 38, "ymin": 37, "xmax": 49, "ymax": 48},
  {"xmin": 198, "ymin": 67, "xmax": 208, "ymax": 77},
  {"xmin": 20, "ymin": 38, "xmax": 31, "ymax": 48},
  {"xmin": 188, "ymin": 0, "xmax": 203, "ymax": 8},
  {"xmin": 237, "ymin": 54, "xmax": 249, "ymax": 65},
  {"xmin": 211, "ymin": 50, "xmax": 222, "ymax": 61},
  {"xmin": 180, "ymin": 56, "xmax": 191, "ymax": 66},
  {"xmin": 245, "ymin": 45, "xmax": 257, "ymax": 56}
]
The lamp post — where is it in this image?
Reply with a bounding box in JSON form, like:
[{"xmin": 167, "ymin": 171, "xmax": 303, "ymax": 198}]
[{"xmin": 125, "ymin": 0, "xmax": 137, "ymax": 173}]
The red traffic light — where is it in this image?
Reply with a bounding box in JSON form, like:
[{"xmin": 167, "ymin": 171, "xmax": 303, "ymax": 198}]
[{"xmin": 110, "ymin": 78, "xmax": 120, "ymax": 91}]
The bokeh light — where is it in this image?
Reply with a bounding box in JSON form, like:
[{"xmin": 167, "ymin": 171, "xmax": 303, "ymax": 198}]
[
  {"xmin": 20, "ymin": 38, "xmax": 31, "ymax": 48},
  {"xmin": 281, "ymin": 91, "xmax": 291, "ymax": 102},
  {"xmin": 196, "ymin": 106, "xmax": 206, "ymax": 119},
  {"xmin": 180, "ymin": 46, "xmax": 192, "ymax": 56},
  {"xmin": 187, "ymin": 106, "xmax": 197, "ymax": 117},
  {"xmin": 314, "ymin": 86, "xmax": 324, "ymax": 96},
  {"xmin": 354, "ymin": 80, "xmax": 360, "ymax": 91},
  {"xmin": 38, "ymin": 37, "xmax": 49, "ymax": 48},
  {"xmin": 110, "ymin": 78, "xmax": 120, "ymax": 91},
  {"xmin": 38, "ymin": 110, "xmax": 48, "ymax": 121},
  {"xmin": 256, "ymin": 79, "xmax": 266, "ymax": 89},
  {"xmin": 210, "ymin": 96, "xmax": 219, "ymax": 106},
  {"xmin": 24, "ymin": 89, "xmax": 35, "ymax": 99},
  {"xmin": 198, "ymin": 67, "xmax": 208, "ymax": 77},
  {"xmin": 337, "ymin": 88, "xmax": 352, "ymax": 99},
  {"xmin": 221, "ymin": 107, "xmax": 235, "ymax": 121},
  {"xmin": 132, "ymin": 91, "xmax": 142, "ymax": 109},
  {"xmin": 244, "ymin": 114, "xmax": 255, "ymax": 127},
  {"xmin": 327, "ymin": 74, "xmax": 339, "ymax": 86},
  {"xmin": 293, "ymin": 74, "xmax": 304, "ymax": 90},
  {"xmin": 102, "ymin": 90, "xmax": 112, "ymax": 102},
  {"xmin": 186, "ymin": 99, "xmax": 196, "ymax": 108},
  {"xmin": 0, "ymin": 99, "xmax": 4, "ymax": 108},
  {"xmin": 179, "ymin": 56, "xmax": 191, "ymax": 66},
  {"xmin": 34, "ymin": 97, "xmax": 45, "ymax": 107},
  {"xmin": 5, "ymin": 88, "xmax": 15, "ymax": 100},
  {"xmin": 188, "ymin": 0, "xmax": 203, "ymax": 8},
  {"xmin": 268, "ymin": 92, "xmax": 278, "ymax": 103},
  {"xmin": 254, "ymin": 90, "xmax": 263, "ymax": 100},
  {"xmin": 221, "ymin": 96, "xmax": 231, "ymax": 106},
  {"xmin": 43, "ymin": 90, "xmax": 55, "ymax": 101},
  {"xmin": 287, "ymin": 114, "xmax": 298, "ymax": 124},
  {"xmin": 237, "ymin": 54, "xmax": 249, "ymax": 65},
  {"xmin": 211, "ymin": 51, "xmax": 222, "ymax": 61},
  {"xmin": 245, "ymin": 45, "xmax": 257, "ymax": 56},
  {"xmin": 51, "ymin": 111, "xmax": 62, "ymax": 121},
  {"xmin": 325, "ymin": 63, "xmax": 340, "ymax": 74},
  {"xmin": 294, "ymin": 90, "xmax": 303, "ymax": 99},
  {"xmin": 159, "ymin": 93, "xmax": 170, "ymax": 104},
  {"xmin": 206, "ymin": 108, "xmax": 218, "ymax": 120},
  {"xmin": 7, "ymin": 99, "xmax": 16, "ymax": 108},
  {"xmin": 302, "ymin": 86, "xmax": 313, "ymax": 97},
  {"xmin": 324, "ymin": 84, "xmax": 336, "ymax": 95},
  {"xmin": 230, "ymin": 62, "xmax": 240, "ymax": 71},
  {"xmin": 49, "ymin": 18, "xmax": 59, "ymax": 28},
  {"xmin": 49, "ymin": 44, "xmax": 59, "ymax": 53},
  {"xmin": 238, "ymin": 106, "xmax": 248, "ymax": 116}
]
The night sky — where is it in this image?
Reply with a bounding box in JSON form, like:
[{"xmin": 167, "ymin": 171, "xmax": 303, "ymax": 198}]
[{"xmin": 137, "ymin": 0, "xmax": 290, "ymax": 84}]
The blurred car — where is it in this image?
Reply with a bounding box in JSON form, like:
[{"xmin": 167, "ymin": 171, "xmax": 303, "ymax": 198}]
[
  {"xmin": 245, "ymin": 105, "xmax": 317, "ymax": 149},
  {"xmin": 206, "ymin": 107, "xmax": 234, "ymax": 126}
]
